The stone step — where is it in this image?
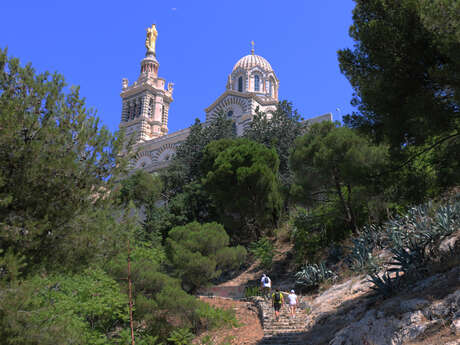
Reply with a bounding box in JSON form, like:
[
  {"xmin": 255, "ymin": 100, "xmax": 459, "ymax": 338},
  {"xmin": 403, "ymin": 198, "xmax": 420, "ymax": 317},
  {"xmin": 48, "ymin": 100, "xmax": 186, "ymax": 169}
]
[
  {"xmin": 255, "ymin": 298, "xmax": 310, "ymax": 344},
  {"xmin": 264, "ymin": 326, "xmax": 307, "ymax": 331},
  {"xmin": 258, "ymin": 336, "xmax": 307, "ymax": 345},
  {"xmin": 264, "ymin": 324, "xmax": 305, "ymax": 328}
]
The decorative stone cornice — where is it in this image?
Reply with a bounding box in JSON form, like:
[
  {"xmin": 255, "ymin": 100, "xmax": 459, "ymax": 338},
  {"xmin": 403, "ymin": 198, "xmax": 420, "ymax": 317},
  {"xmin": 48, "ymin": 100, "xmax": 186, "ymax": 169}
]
[{"xmin": 205, "ymin": 90, "xmax": 277, "ymax": 113}]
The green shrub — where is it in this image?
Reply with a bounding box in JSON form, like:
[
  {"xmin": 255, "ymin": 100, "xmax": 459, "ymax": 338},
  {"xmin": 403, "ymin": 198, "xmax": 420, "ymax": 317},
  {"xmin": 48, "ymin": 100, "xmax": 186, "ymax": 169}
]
[
  {"xmin": 200, "ymin": 335, "xmax": 214, "ymax": 345},
  {"xmin": 215, "ymin": 245, "xmax": 247, "ymax": 271},
  {"xmin": 166, "ymin": 222, "xmax": 246, "ymax": 291},
  {"xmin": 196, "ymin": 303, "xmax": 239, "ymax": 330},
  {"xmin": 291, "ymin": 207, "xmax": 331, "ymax": 263},
  {"xmin": 167, "ymin": 328, "xmax": 194, "ymax": 345},
  {"xmin": 0, "ymin": 268, "xmax": 128, "ymax": 345},
  {"xmin": 114, "ymin": 329, "xmax": 163, "ymax": 345},
  {"xmin": 244, "ymin": 285, "xmax": 262, "ymax": 298},
  {"xmin": 0, "ymin": 248, "xmax": 27, "ymax": 282},
  {"xmin": 201, "ymin": 138, "xmax": 282, "ymax": 242},
  {"xmin": 249, "ymin": 237, "xmax": 276, "ymax": 269}
]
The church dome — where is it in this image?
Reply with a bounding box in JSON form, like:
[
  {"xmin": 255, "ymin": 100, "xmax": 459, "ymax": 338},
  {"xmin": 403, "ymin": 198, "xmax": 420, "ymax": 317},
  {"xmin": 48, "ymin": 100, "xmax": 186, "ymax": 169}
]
[{"xmin": 232, "ymin": 54, "xmax": 273, "ymax": 72}]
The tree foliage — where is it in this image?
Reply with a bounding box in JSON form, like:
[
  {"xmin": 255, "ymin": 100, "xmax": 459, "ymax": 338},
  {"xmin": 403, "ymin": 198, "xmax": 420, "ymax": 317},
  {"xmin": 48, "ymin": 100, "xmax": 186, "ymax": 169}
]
[
  {"xmin": 148, "ymin": 113, "xmax": 236, "ymax": 238},
  {"xmin": 0, "ymin": 48, "xmax": 126, "ymax": 270},
  {"xmin": 290, "ymin": 121, "xmax": 388, "ymax": 232},
  {"xmin": 118, "ymin": 170, "xmax": 162, "ymax": 208},
  {"xmin": 0, "ymin": 49, "xmax": 240, "ymax": 344},
  {"xmin": 171, "ymin": 112, "xmax": 236, "ymax": 186},
  {"xmin": 418, "ymin": 0, "xmax": 460, "ymax": 63},
  {"xmin": 0, "ymin": 268, "xmax": 128, "ymax": 345},
  {"xmin": 244, "ymin": 101, "xmax": 306, "ymax": 186},
  {"xmin": 202, "ymin": 139, "xmax": 282, "ymax": 241},
  {"xmin": 338, "ymin": 0, "xmax": 459, "ymax": 149},
  {"xmin": 165, "ymin": 222, "xmax": 246, "ymax": 292}
]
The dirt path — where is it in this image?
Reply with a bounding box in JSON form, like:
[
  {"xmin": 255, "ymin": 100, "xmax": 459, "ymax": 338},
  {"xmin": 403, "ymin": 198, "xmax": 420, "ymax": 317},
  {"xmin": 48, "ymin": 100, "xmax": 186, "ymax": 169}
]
[
  {"xmin": 216, "ymin": 260, "xmax": 263, "ymax": 287},
  {"xmin": 216, "ymin": 241, "xmax": 294, "ymax": 288},
  {"xmin": 193, "ymin": 297, "xmax": 264, "ymax": 345}
]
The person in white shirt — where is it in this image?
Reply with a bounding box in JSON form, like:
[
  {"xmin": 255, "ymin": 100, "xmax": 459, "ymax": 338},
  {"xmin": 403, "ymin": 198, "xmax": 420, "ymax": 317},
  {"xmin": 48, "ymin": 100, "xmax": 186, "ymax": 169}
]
[
  {"xmin": 260, "ymin": 274, "xmax": 271, "ymax": 299},
  {"xmin": 288, "ymin": 289, "xmax": 298, "ymax": 318}
]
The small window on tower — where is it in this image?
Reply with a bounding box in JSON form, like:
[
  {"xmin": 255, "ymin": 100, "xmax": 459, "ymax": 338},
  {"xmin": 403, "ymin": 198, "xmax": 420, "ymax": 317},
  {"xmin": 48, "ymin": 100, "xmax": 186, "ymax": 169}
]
[
  {"xmin": 126, "ymin": 103, "xmax": 131, "ymax": 121},
  {"xmin": 137, "ymin": 99, "xmax": 142, "ymax": 117},
  {"xmin": 254, "ymin": 75, "xmax": 260, "ymax": 91},
  {"xmin": 269, "ymin": 80, "xmax": 273, "ymax": 97},
  {"xmin": 148, "ymin": 98, "xmax": 153, "ymax": 117},
  {"xmin": 238, "ymin": 77, "xmax": 243, "ymax": 92},
  {"xmin": 227, "ymin": 110, "xmax": 233, "ymax": 118}
]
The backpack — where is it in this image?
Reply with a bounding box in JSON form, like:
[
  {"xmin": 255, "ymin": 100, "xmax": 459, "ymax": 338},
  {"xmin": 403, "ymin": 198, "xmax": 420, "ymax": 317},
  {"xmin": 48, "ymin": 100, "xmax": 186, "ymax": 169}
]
[
  {"xmin": 274, "ymin": 292, "xmax": 281, "ymax": 304},
  {"xmin": 263, "ymin": 276, "xmax": 269, "ymax": 284}
]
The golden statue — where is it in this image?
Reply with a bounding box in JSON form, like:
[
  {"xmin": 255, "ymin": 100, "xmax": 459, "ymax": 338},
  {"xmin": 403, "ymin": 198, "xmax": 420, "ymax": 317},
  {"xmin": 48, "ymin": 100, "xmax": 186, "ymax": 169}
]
[{"xmin": 145, "ymin": 24, "xmax": 158, "ymax": 55}]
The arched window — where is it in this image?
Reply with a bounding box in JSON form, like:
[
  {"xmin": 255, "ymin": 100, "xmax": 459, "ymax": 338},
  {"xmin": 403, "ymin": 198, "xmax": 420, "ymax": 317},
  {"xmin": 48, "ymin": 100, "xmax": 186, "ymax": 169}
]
[
  {"xmin": 137, "ymin": 99, "xmax": 142, "ymax": 117},
  {"xmin": 269, "ymin": 79, "xmax": 273, "ymax": 97},
  {"xmin": 126, "ymin": 103, "xmax": 131, "ymax": 121},
  {"xmin": 254, "ymin": 75, "xmax": 260, "ymax": 91},
  {"xmin": 148, "ymin": 98, "xmax": 153, "ymax": 117},
  {"xmin": 227, "ymin": 110, "xmax": 233, "ymax": 118},
  {"xmin": 238, "ymin": 77, "xmax": 243, "ymax": 92}
]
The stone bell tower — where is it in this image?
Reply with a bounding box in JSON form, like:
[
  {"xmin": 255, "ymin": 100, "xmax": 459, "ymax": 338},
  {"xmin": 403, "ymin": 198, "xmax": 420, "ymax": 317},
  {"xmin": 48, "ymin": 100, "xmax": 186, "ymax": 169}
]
[{"xmin": 119, "ymin": 24, "xmax": 174, "ymax": 144}]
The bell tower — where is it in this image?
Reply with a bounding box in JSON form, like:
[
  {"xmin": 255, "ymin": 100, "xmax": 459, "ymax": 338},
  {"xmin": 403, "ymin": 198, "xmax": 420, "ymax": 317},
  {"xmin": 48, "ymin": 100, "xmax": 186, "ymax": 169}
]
[{"xmin": 119, "ymin": 24, "xmax": 174, "ymax": 144}]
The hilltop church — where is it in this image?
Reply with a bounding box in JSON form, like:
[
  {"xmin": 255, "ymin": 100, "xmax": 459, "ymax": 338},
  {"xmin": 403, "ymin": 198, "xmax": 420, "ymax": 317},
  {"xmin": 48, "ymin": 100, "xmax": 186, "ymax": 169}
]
[{"xmin": 119, "ymin": 25, "xmax": 331, "ymax": 172}]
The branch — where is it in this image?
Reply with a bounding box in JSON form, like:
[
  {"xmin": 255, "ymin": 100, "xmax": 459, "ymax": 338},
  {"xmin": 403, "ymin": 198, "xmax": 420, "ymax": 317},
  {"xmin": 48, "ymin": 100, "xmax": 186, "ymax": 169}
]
[{"xmin": 373, "ymin": 131, "xmax": 459, "ymax": 178}]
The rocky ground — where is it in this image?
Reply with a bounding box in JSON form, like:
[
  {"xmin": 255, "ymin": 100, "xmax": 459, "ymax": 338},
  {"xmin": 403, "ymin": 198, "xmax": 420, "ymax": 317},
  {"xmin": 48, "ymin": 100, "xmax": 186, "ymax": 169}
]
[
  {"xmin": 310, "ymin": 266, "xmax": 460, "ymax": 345},
  {"xmin": 193, "ymin": 297, "xmax": 264, "ymax": 345},
  {"xmin": 194, "ymin": 232, "xmax": 459, "ymax": 344}
]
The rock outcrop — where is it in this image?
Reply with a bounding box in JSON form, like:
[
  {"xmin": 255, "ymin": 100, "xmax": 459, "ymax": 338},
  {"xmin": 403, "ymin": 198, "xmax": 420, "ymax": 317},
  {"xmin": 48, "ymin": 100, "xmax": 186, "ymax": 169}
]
[{"xmin": 252, "ymin": 266, "xmax": 459, "ymax": 345}]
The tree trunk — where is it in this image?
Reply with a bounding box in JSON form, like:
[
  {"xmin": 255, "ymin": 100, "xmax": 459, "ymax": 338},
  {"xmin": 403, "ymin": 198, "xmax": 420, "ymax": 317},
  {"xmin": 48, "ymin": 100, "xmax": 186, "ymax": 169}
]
[
  {"xmin": 332, "ymin": 166, "xmax": 353, "ymax": 227},
  {"xmin": 346, "ymin": 184, "xmax": 358, "ymax": 232},
  {"xmin": 127, "ymin": 239, "xmax": 135, "ymax": 345}
]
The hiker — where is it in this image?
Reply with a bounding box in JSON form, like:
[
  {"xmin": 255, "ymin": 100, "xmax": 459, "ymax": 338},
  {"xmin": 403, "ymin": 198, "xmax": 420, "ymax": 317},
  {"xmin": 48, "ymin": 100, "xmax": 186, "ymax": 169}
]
[
  {"xmin": 260, "ymin": 273, "xmax": 271, "ymax": 298},
  {"xmin": 288, "ymin": 289, "xmax": 298, "ymax": 318},
  {"xmin": 272, "ymin": 288, "xmax": 284, "ymax": 321}
]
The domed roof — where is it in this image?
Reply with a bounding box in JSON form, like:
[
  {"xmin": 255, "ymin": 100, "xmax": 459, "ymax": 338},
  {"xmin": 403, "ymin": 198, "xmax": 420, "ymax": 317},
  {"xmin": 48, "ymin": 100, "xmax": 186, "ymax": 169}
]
[{"xmin": 232, "ymin": 54, "xmax": 273, "ymax": 73}]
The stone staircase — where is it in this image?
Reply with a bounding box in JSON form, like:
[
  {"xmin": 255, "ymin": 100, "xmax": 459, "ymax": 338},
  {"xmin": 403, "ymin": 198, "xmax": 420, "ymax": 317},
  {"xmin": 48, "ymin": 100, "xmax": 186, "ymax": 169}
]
[{"xmin": 255, "ymin": 297, "xmax": 310, "ymax": 345}]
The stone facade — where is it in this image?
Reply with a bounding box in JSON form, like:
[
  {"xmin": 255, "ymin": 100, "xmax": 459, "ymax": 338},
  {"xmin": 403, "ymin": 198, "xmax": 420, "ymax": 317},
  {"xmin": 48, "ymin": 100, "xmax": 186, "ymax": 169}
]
[
  {"xmin": 205, "ymin": 53, "xmax": 279, "ymax": 136},
  {"xmin": 120, "ymin": 31, "xmax": 332, "ymax": 172}
]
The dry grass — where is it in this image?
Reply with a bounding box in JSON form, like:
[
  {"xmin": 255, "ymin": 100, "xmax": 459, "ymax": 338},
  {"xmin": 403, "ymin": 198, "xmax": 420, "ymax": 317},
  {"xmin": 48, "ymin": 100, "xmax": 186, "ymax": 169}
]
[
  {"xmin": 274, "ymin": 222, "xmax": 292, "ymax": 243},
  {"xmin": 406, "ymin": 325, "xmax": 458, "ymax": 345}
]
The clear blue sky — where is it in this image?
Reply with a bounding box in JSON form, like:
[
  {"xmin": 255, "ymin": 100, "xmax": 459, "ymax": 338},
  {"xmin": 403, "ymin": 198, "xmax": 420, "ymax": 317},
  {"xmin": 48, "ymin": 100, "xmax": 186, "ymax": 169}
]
[{"xmin": 1, "ymin": 0, "xmax": 356, "ymax": 134}]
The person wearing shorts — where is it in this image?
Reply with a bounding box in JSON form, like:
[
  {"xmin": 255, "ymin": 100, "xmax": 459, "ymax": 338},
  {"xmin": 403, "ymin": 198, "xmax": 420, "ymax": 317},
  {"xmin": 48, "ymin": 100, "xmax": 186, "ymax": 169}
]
[
  {"xmin": 288, "ymin": 289, "xmax": 298, "ymax": 318},
  {"xmin": 272, "ymin": 288, "xmax": 284, "ymax": 321},
  {"xmin": 260, "ymin": 274, "xmax": 271, "ymax": 299}
]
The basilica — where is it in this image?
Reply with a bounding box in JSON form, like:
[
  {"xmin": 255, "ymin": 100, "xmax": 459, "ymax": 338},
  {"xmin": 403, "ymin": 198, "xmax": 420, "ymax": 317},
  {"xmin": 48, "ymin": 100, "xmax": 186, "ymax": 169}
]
[{"xmin": 119, "ymin": 25, "xmax": 331, "ymax": 172}]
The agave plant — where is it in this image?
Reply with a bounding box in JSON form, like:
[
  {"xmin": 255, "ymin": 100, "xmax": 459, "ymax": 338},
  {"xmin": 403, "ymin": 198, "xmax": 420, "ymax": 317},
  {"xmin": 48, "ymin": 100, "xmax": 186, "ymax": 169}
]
[
  {"xmin": 359, "ymin": 224, "xmax": 385, "ymax": 249},
  {"xmin": 435, "ymin": 203, "xmax": 459, "ymax": 237},
  {"xmin": 295, "ymin": 262, "xmax": 336, "ymax": 288},
  {"xmin": 327, "ymin": 244, "xmax": 344, "ymax": 264},
  {"xmin": 383, "ymin": 218, "xmax": 409, "ymax": 250},
  {"xmin": 366, "ymin": 195, "xmax": 459, "ymax": 298},
  {"xmin": 389, "ymin": 239, "xmax": 427, "ymax": 277},
  {"xmin": 346, "ymin": 238, "xmax": 378, "ymax": 273},
  {"xmin": 368, "ymin": 271, "xmax": 401, "ymax": 298}
]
